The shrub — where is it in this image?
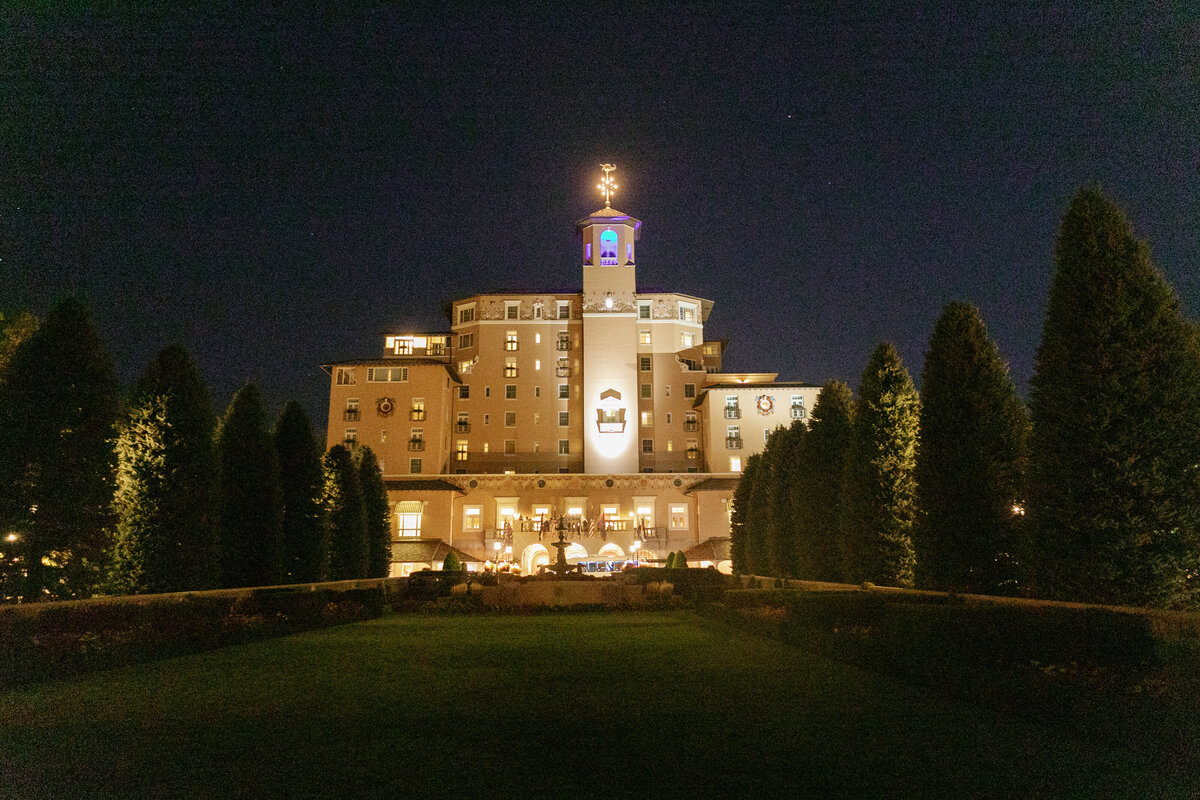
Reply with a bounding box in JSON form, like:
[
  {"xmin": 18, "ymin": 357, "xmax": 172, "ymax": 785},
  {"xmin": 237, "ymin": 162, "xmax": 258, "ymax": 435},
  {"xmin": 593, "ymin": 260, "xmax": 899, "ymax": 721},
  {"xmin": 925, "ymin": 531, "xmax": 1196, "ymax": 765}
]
[{"xmin": 443, "ymin": 552, "xmax": 463, "ymax": 572}]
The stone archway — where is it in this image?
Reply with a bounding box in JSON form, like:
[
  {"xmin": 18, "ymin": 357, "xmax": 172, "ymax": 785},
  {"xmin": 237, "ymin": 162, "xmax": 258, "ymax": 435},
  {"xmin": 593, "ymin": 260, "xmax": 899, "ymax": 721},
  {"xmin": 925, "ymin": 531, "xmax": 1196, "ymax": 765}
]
[
  {"xmin": 521, "ymin": 543, "xmax": 550, "ymax": 575},
  {"xmin": 564, "ymin": 543, "xmax": 588, "ymax": 562},
  {"xmin": 597, "ymin": 543, "xmax": 625, "ymax": 560}
]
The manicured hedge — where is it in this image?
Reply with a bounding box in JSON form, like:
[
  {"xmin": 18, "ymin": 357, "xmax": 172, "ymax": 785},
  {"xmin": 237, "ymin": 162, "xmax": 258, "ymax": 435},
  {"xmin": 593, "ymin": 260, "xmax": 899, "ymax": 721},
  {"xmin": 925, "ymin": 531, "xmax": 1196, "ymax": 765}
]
[
  {"xmin": 621, "ymin": 567, "xmax": 726, "ymax": 600},
  {"xmin": 0, "ymin": 583, "xmax": 388, "ymax": 689}
]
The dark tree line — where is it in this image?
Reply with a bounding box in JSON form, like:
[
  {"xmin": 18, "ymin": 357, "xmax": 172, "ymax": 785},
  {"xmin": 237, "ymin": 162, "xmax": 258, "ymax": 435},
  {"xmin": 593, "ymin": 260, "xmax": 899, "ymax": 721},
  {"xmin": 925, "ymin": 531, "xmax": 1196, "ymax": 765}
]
[
  {"xmin": 733, "ymin": 187, "xmax": 1200, "ymax": 608},
  {"xmin": 0, "ymin": 310, "xmax": 391, "ymax": 602}
]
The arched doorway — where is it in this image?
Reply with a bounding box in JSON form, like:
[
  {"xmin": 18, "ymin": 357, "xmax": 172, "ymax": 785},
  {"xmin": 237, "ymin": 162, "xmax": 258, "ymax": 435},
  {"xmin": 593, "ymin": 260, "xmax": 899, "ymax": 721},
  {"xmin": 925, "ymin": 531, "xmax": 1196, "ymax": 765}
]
[
  {"xmin": 521, "ymin": 543, "xmax": 550, "ymax": 575},
  {"xmin": 597, "ymin": 543, "xmax": 625, "ymax": 560},
  {"xmin": 564, "ymin": 543, "xmax": 588, "ymax": 563}
]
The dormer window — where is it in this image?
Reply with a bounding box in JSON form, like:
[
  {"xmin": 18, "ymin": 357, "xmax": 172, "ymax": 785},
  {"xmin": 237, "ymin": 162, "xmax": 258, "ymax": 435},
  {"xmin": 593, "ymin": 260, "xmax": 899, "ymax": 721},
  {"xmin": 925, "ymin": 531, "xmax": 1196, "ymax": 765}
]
[{"xmin": 600, "ymin": 229, "xmax": 618, "ymax": 265}]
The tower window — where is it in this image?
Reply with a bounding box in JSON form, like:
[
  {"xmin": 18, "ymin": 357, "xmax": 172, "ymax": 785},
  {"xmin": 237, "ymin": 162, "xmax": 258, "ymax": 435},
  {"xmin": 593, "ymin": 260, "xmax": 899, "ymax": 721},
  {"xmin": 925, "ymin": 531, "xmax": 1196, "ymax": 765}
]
[{"xmin": 600, "ymin": 230, "xmax": 618, "ymax": 265}]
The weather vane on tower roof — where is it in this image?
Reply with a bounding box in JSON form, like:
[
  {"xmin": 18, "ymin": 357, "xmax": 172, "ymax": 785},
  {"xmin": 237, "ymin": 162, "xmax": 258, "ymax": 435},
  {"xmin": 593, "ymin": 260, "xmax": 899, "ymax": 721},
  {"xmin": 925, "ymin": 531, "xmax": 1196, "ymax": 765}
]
[{"xmin": 598, "ymin": 164, "xmax": 617, "ymax": 207}]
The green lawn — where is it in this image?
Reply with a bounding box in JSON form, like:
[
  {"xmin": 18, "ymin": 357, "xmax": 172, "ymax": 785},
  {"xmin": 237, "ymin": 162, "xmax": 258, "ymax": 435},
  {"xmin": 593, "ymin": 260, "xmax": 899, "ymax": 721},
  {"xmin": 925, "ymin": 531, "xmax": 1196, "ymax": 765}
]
[{"xmin": 0, "ymin": 611, "xmax": 1182, "ymax": 798}]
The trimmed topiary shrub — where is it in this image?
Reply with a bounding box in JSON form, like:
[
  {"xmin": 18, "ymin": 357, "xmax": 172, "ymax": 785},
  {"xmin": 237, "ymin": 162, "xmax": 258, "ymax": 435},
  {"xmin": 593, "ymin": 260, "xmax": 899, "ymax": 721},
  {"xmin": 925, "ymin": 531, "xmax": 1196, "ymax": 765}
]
[{"xmin": 443, "ymin": 552, "xmax": 462, "ymax": 572}]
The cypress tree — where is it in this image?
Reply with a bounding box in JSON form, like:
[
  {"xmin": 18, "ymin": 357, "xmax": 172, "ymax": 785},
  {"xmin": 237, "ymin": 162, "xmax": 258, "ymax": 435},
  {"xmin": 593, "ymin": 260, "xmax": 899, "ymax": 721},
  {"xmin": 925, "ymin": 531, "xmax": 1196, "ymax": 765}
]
[
  {"xmin": 275, "ymin": 401, "xmax": 328, "ymax": 582},
  {"xmin": 794, "ymin": 381, "xmax": 855, "ymax": 582},
  {"xmin": 117, "ymin": 344, "xmax": 220, "ymax": 591},
  {"xmin": 324, "ymin": 444, "xmax": 367, "ymax": 580},
  {"xmin": 0, "ymin": 311, "xmax": 38, "ymax": 377},
  {"xmin": 358, "ymin": 446, "xmax": 392, "ymax": 578},
  {"xmin": 745, "ymin": 453, "xmax": 773, "ymax": 576},
  {"xmin": 839, "ymin": 343, "xmax": 920, "ymax": 587},
  {"xmin": 0, "ymin": 297, "xmax": 118, "ymax": 600},
  {"xmin": 216, "ymin": 384, "xmax": 284, "ymax": 588},
  {"xmin": 1029, "ymin": 187, "xmax": 1200, "ymax": 608},
  {"xmin": 766, "ymin": 423, "xmax": 805, "ymax": 578},
  {"xmin": 729, "ymin": 454, "xmax": 758, "ymax": 574},
  {"xmin": 915, "ymin": 303, "xmax": 1029, "ymax": 594}
]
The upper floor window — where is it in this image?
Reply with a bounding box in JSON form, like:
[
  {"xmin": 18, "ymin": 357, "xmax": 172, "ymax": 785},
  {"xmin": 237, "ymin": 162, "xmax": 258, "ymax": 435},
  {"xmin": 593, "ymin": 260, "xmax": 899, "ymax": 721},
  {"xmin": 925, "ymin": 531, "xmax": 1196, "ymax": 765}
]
[
  {"xmin": 638, "ymin": 302, "xmax": 651, "ymax": 319},
  {"xmin": 681, "ymin": 332, "xmax": 695, "ymax": 348},
  {"xmin": 506, "ymin": 302, "xmax": 520, "ymax": 320},
  {"xmin": 600, "ymin": 229, "xmax": 618, "ymax": 265},
  {"xmin": 336, "ymin": 367, "xmax": 355, "ymax": 385},
  {"xmin": 684, "ymin": 383, "xmax": 696, "ymax": 398},
  {"xmin": 639, "ymin": 330, "xmax": 651, "ymax": 345},
  {"xmin": 505, "ymin": 331, "xmax": 518, "ymax": 351},
  {"xmin": 458, "ymin": 305, "xmax": 475, "ymax": 324},
  {"xmin": 368, "ymin": 367, "xmax": 407, "ymax": 382},
  {"xmin": 458, "ymin": 333, "xmax": 474, "ymax": 349},
  {"xmin": 678, "ymin": 302, "xmax": 697, "ymax": 323},
  {"xmin": 558, "ymin": 301, "xmax": 570, "ymax": 319}
]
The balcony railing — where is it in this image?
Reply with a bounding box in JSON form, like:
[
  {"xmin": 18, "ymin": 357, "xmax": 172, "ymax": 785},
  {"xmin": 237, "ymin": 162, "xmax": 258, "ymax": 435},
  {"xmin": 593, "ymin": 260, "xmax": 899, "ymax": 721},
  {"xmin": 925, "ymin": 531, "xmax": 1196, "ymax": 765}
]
[
  {"xmin": 724, "ymin": 407, "xmax": 741, "ymax": 419},
  {"xmin": 683, "ymin": 421, "xmax": 698, "ymax": 432},
  {"xmin": 556, "ymin": 366, "xmax": 571, "ymax": 377},
  {"xmin": 556, "ymin": 339, "xmax": 570, "ymax": 351},
  {"xmin": 686, "ymin": 448, "xmax": 699, "ymax": 459},
  {"xmin": 725, "ymin": 437, "xmax": 743, "ymax": 450},
  {"xmin": 343, "ymin": 410, "xmax": 359, "ymax": 421},
  {"xmin": 791, "ymin": 406, "xmax": 806, "ymax": 419},
  {"xmin": 408, "ymin": 439, "xmax": 425, "ymax": 452},
  {"xmin": 455, "ymin": 421, "xmax": 470, "ymax": 433}
]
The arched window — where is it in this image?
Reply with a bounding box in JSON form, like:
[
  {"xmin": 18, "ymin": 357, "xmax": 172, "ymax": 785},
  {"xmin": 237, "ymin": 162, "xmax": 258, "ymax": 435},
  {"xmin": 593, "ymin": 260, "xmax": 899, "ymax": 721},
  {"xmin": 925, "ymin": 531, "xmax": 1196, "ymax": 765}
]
[{"xmin": 600, "ymin": 230, "xmax": 618, "ymax": 265}]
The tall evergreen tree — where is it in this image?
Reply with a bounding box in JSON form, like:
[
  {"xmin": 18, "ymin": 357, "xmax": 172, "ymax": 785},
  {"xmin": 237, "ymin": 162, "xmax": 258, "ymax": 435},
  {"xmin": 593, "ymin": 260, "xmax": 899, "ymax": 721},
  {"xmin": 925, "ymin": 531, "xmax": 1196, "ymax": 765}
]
[
  {"xmin": 0, "ymin": 311, "xmax": 39, "ymax": 377},
  {"xmin": 0, "ymin": 297, "xmax": 118, "ymax": 600},
  {"xmin": 744, "ymin": 452, "xmax": 772, "ymax": 576},
  {"xmin": 275, "ymin": 401, "xmax": 328, "ymax": 582},
  {"xmin": 112, "ymin": 344, "xmax": 221, "ymax": 591},
  {"xmin": 1029, "ymin": 187, "xmax": 1200, "ymax": 608},
  {"xmin": 794, "ymin": 380, "xmax": 855, "ymax": 582},
  {"xmin": 839, "ymin": 343, "xmax": 920, "ymax": 587},
  {"xmin": 766, "ymin": 423, "xmax": 805, "ymax": 578},
  {"xmin": 216, "ymin": 384, "xmax": 283, "ymax": 588},
  {"xmin": 324, "ymin": 444, "xmax": 367, "ymax": 580},
  {"xmin": 729, "ymin": 453, "xmax": 759, "ymax": 575},
  {"xmin": 915, "ymin": 303, "xmax": 1029, "ymax": 594},
  {"xmin": 358, "ymin": 446, "xmax": 392, "ymax": 579}
]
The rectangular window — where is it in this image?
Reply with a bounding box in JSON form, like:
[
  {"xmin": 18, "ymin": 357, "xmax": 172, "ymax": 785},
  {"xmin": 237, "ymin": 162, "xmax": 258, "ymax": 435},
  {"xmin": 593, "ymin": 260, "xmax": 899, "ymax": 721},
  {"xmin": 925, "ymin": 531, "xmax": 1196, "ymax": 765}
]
[
  {"xmin": 559, "ymin": 384, "xmax": 570, "ymax": 399},
  {"xmin": 558, "ymin": 439, "xmax": 570, "ymax": 455},
  {"xmin": 397, "ymin": 507, "xmax": 422, "ymax": 537},
  {"xmin": 335, "ymin": 368, "xmax": 355, "ymax": 385},
  {"xmin": 410, "ymin": 399, "xmax": 425, "ymax": 421},
  {"xmin": 504, "ymin": 439, "xmax": 516, "ymax": 455},
  {"xmin": 641, "ymin": 411, "xmax": 653, "ymax": 427},
  {"xmin": 687, "ymin": 438, "xmax": 698, "ymax": 459},
  {"xmin": 666, "ymin": 412, "xmax": 672, "ymax": 424},
  {"xmin": 642, "ymin": 438, "xmax": 653, "ymax": 453},
  {"xmin": 343, "ymin": 398, "xmax": 359, "ymax": 422},
  {"xmin": 505, "ymin": 384, "xmax": 517, "ymax": 399},
  {"xmin": 678, "ymin": 303, "xmax": 696, "ymax": 323},
  {"xmin": 368, "ymin": 367, "xmax": 408, "ymax": 382},
  {"xmin": 505, "ymin": 358, "xmax": 518, "ymax": 377},
  {"xmin": 409, "ymin": 458, "xmax": 422, "ymax": 474},
  {"xmin": 665, "ymin": 385, "xmax": 671, "ymax": 398},
  {"xmin": 727, "ymin": 425, "xmax": 740, "ymax": 439},
  {"xmin": 458, "ymin": 333, "xmax": 474, "ymax": 349},
  {"xmin": 556, "ymin": 331, "xmax": 570, "ymax": 351},
  {"xmin": 558, "ymin": 411, "xmax": 569, "ymax": 427},
  {"xmin": 641, "ymin": 383, "xmax": 652, "ymax": 398},
  {"xmin": 535, "ymin": 359, "xmax": 541, "ymax": 371},
  {"xmin": 684, "ymin": 383, "xmax": 696, "ymax": 398},
  {"xmin": 685, "ymin": 411, "xmax": 698, "ymax": 431},
  {"xmin": 670, "ymin": 504, "xmax": 689, "ymax": 530},
  {"xmin": 456, "ymin": 413, "xmax": 470, "ymax": 433},
  {"xmin": 556, "ymin": 358, "xmax": 570, "ymax": 377},
  {"xmin": 533, "ymin": 412, "xmax": 540, "ymax": 425},
  {"xmin": 459, "ymin": 385, "xmax": 470, "ymax": 400},
  {"xmin": 455, "ymin": 440, "xmax": 468, "ymax": 461},
  {"xmin": 639, "ymin": 330, "xmax": 651, "ymax": 345},
  {"xmin": 505, "ymin": 412, "xmax": 516, "ymax": 427},
  {"xmin": 380, "ymin": 430, "xmax": 387, "ymax": 443},
  {"xmin": 681, "ymin": 332, "xmax": 695, "ymax": 348},
  {"xmin": 638, "ymin": 302, "xmax": 651, "ymax": 319},
  {"xmin": 463, "ymin": 506, "xmax": 481, "ymax": 530},
  {"xmin": 344, "ymin": 428, "xmax": 357, "ymax": 444},
  {"xmin": 639, "ymin": 356, "xmax": 651, "ymax": 371},
  {"xmin": 558, "ymin": 301, "xmax": 570, "ymax": 319},
  {"xmin": 458, "ymin": 306, "xmax": 475, "ymax": 324},
  {"xmin": 506, "ymin": 304, "xmax": 519, "ymax": 320},
  {"xmin": 666, "ymin": 439, "xmax": 674, "ymax": 452},
  {"xmin": 730, "ymin": 456, "xmax": 742, "ymax": 472},
  {"xmin": 535, "ymin": 333, "xmax": 541, "ymax": 344},
  {"xmin": 505, "ymin": 331, "xmax": 518, "ymax": 350}
]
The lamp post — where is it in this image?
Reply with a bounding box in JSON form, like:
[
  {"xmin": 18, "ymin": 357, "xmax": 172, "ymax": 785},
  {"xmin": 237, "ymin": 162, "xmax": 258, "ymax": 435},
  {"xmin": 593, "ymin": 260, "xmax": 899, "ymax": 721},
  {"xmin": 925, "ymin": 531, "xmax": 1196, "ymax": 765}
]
[{"xmin": 631, "ymin": 539, "xmax": 641, "ymax": 567}]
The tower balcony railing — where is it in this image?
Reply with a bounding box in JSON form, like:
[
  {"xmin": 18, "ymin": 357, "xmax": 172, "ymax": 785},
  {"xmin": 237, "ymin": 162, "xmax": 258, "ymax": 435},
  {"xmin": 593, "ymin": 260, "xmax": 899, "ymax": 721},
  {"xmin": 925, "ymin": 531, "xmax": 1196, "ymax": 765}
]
[
  {"xmin": 725, "ymin": 437, "xmax": 743, "ymax": 450},
  {"xmin": 408, "ymin": 439, "xmax": 426, "ymax": 452},
  {"xmin": 455, "ymin": 421, "xmax": 471, "ymax": 433},
  {"xmin": 556, "ymin": 366, "xmax": 571, "ymax": 377},
  {"xmin": 343, "ymin": 410, "xmax": 360, "ymax": 421},
  {"xmin": 683, "ymin": 421, "xmax": 698, "ymax": 432},
  {"xmin": 724, "ymin": 407, "xmax": 741, "ymax": 419},
  {"xmin": 556, "ymin": 339, "xmax": 570, "ymax": 351}
]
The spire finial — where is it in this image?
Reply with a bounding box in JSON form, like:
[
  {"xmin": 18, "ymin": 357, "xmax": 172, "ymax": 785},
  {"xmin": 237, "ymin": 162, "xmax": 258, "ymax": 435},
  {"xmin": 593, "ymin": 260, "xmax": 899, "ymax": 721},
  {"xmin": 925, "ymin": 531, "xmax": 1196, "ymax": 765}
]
[{"xmin": 598, "ymin": 164, "xmax": 617, "ymax": 207}]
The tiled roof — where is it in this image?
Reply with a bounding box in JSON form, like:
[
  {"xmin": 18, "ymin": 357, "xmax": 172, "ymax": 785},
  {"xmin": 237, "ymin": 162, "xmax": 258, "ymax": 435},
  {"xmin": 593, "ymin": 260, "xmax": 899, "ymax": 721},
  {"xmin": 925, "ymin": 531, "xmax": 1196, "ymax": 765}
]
[
  {"xmin": 391, "ymin": 538, "xmax": 484, "ymax": 564},
  {"xmin": 382, "ymin": 478, "xmax": 466, "ymax": 493},
  {"xmin": 682, "ymin": 537, "xmax": 731, "ymax": 562},
  {"xmin": 684, "ymin": 477, "xmax": 740, "ymax": 494}
]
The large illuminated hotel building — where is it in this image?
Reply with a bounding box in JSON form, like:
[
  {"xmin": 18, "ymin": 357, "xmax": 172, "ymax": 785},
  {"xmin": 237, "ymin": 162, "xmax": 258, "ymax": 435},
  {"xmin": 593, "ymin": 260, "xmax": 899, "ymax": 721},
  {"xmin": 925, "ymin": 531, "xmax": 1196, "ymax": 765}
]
[{"xmin": 324, "ymin": 170, "xmax": 820, "ymax": 575}]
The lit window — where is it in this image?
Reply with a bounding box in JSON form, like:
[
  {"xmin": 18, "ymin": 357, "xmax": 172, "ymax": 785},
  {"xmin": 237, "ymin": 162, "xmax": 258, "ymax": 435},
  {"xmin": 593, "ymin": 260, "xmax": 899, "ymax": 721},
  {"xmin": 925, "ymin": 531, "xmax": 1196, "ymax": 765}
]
[
  {"xmin": 368, "ymin": 367, "xmax": 408, "ymax": 382},
  {"xmin": 397, "ymin": 504, "xmax": 422, "ymax": 537},
  {"xmin": 585, "ymin": 242, "xmax": 592, "ymax": 262},
  {"xmin": 678, "ymin": 303, "xmax": 696, "ymax": 323},
  {"xmin": 730, "ymin": 456, "xmax": 742, "ymax": 472},
  {"xmin": 600, "ymin": 229, "xmax": 618, "ymax": 265},
  {"xmin": 535, "ymin": 359, "xmax": 541, "ymax": 371},
  {"xmin": 641, "ymin": 411, "xmax": 653, "ymax": 427},
  {"xmin": 505, "ymin": 331, "xmax": 518, "ymax": 350},
  {"xmin": 665, "ymin": 385, "xmax": 671, "ymax": 398},
  {"xmin": 666, "ymin": 440, "xmax": 674, "ymax": 452},
  {"xmin": 455, "ymin": 441, "xmax": 468, "ymax": 461},
  {"xmin": 670, "ymin": 505, "xmax": 688, "ymax": 530},
  {"xmin": 336, "ymin": 368, "xmax": 355, "ymax": 385},
  {"xmin": 639, "ymin": 330, "xmax": 651, "ymax": 345},
  {"xmin": 534, "ymin": 333, "xmax": 541, "ymax": 344},
  {"xmin": 410, "ymin": 399, "xmax": 425, "ymax": 421},
  {"xmin": 627, "ymin": 242, "xmax": 633, "ymax": 261},
  {"xmin": 681, "ymin": 332, "xmax": 694, "ymax": 348},
  {"xmin": 463, "ymin": 506, "xmax": 481, "ymax": 530},
  {"xmin": 687, "ymin": 438, "xmax": 698, "ymax": 458},
  {"xmin": 505, "ymin": 358, "xmax": 518, "ymax": 377}
]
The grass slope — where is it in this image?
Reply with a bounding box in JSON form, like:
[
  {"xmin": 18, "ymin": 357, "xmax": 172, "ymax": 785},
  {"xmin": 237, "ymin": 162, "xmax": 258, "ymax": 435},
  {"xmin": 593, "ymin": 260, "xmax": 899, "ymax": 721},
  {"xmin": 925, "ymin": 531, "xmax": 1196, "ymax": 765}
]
[{"xmin": 0, "ymin": 612, "xmax": 1177, "ymax": 798}]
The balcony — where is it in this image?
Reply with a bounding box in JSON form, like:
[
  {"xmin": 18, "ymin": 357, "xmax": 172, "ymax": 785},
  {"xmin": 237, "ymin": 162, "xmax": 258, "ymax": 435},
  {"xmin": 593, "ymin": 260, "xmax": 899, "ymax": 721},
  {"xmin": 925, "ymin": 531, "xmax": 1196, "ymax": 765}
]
[
  {"xmin": 556, "ymin": 339, "xmax": 570, "ymax": 351},
  {"xmin": 408, "ymin": 439, "xmax": 425, "ymax": 452},
  {"xmin": 342, "ymin": 410, "xmax": 359, "ymax": 421},
  {"xmin": 556, "ymin": 366, "xmax": 571, "ymax": 378},
  {"xmin": 410, "ymin": 410, "xmax": 426, "ymax": 421},
  {"xmin": 683, "ymin": 421, "xmax": 698, "ymax": 432},
  {"xmin": 724, "ymin": 407, "xmax": 741, "ymax": 419},
  {"xmin": 455, "ymin": 421, "xmax": 470, "ymax": 433},
  {"xmin": 686, "ymin": 448, "xmax": 699, "ymax": 460},
  {"xmin": 725, "ymin": 437, "xmax": 743, "ymax": 450}
]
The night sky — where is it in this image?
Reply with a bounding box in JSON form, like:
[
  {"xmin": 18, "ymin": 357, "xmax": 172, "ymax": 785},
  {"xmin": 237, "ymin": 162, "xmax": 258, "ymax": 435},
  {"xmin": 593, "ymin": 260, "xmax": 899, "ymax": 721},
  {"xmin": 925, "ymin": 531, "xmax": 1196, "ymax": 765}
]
[{"xmin": 4, "ymin": 4, "xmax": 1198, "ymax": 432}]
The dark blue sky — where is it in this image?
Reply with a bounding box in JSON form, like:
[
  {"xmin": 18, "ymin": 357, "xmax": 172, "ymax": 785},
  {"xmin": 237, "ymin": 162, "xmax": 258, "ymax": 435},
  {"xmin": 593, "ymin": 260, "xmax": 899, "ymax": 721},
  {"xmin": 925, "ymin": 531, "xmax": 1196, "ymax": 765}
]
[{"xmin": 4, "ymin": 4, "xmax": 1198, "ymax": 430}]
